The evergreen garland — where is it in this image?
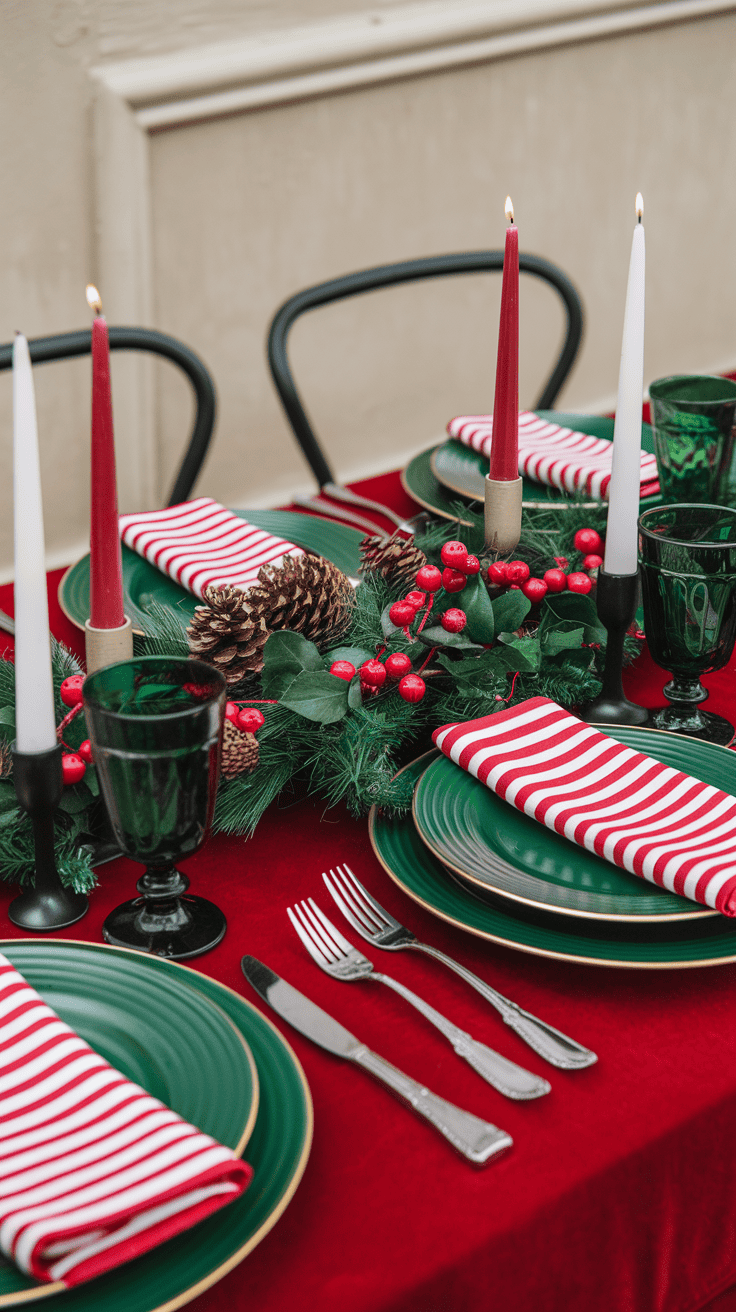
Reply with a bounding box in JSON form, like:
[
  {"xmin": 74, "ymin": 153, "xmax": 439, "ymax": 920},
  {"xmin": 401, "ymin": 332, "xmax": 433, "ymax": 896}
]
[{"xmin": 0, "ymin": 504, "xmax": 644, "ymax": 890}]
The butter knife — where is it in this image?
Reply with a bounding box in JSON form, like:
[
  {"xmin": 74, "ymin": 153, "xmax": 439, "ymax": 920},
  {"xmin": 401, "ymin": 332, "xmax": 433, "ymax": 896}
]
[{"xmin": 241, "ymin": 955, "xmax": 512, "ymax": 1166}]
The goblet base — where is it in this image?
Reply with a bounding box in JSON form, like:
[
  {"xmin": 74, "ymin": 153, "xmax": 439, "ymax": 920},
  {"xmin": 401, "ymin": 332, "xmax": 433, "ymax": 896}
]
[
  {"xmin": 102, "ymin": 894, "xmax": 227, "ymax": 960},
  {"xmin": 647, "ymin": 705, "xmax": 735, "ymax": 746},
  {"xmin": 8, "ymin": 886, "xmax": 88, "ymax": 932}
]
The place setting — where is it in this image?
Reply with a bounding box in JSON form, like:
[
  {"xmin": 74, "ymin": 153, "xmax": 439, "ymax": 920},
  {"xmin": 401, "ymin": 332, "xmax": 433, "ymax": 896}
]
[{"xmin": 4, "ymin": 186, "xmax": 736, "ymax": 1312}]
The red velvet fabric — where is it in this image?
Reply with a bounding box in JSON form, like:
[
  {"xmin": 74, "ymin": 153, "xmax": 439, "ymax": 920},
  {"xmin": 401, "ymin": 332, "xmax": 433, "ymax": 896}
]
[{"xmin": 1, "ymin": 472, "xmax": 736, "ymax": 1312}]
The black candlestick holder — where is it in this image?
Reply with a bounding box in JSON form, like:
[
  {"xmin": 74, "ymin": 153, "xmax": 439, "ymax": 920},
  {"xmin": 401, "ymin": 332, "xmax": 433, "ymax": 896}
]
[
  {"xmin": 579, "ymin": 570, "xmax": 648, "ymax": 727},
  {"xmin": 8, "ymin": 744, "xmax": 89, "ymax": 931}
]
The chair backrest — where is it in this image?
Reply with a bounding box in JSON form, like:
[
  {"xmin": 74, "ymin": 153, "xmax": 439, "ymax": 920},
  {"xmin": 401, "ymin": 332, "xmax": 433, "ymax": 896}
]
[
  {"xmin": 268, "ymin": 251, "xmax": 584, "ymax": 488},
  {"xmin": 0, "ymin": 326, "xmax": 216, "ymax": 506}
]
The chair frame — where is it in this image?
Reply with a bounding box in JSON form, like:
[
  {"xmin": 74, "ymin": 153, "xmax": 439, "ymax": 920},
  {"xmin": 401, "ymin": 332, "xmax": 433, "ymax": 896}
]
[
  {"xmin": 0, "ymin": 327, "xmax": 216, "ymax": 506},
  {"xmin": 268, "ymin": 251, "xmax": 584, "ymax": 489}
]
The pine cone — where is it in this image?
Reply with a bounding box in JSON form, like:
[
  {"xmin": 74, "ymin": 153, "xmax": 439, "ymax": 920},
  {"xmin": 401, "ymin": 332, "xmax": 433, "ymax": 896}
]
[
  {"xmin": 188, "ymin": 585, "xmax": 269, "ymax": 686},
  {"xmin": 220, "ymin": 720, "xmax": 259, "ymax": 778},
  {"xmin": 360, "ymin": 533, "xmax": 426, "ymax": 592},
  {"xmin": 187, "ymin": 554, "xmax": 355, "ymax": 683}
]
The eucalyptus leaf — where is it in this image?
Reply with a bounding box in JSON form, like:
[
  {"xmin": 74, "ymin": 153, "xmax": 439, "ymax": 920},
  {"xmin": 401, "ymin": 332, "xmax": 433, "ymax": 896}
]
[
  {"xmin": 418, "ymin": 625, "xmax": 485, "ymax": 652},
  {"xmin": 540, "ymin": 621, "xmax": 586, "ymax": 656},
  {"xmin": 0, "ymin": 780, "xmax": 17, "ymax": 814},
  {"xmin": 85, "ymin": 767, "xmax": 100, "ymax": 798},
  {"xmin": 278, "ymin": 670, "xmax": 350, "ymax": 724},
  {"xmin": 438, "ymin": 648, "xmax": 509, "ymax": 685},
  {"xmin": 491, "ymin": 590, "xmax": 532, "ymax": 634},
  {"xmin": 58, "ymin": 783, "xmax": 95, "ymax": 815},
  {"xmin": 541, "ymin": 592, "xmax": 606, "ymax": 644},
  {"xmin": 495, "ymin": 634, "xmax": 542, "ymax": 672},
  {"xmin": 0, "ymin": 707, "xmax": 15, "ymax": 731},
  {"xmin": 347, "ymin": 677, "xmax": 363, "ymax": 711},
  {"xmin": 460, "ymin": 575, "xmax": 496, "ymax": 644},
  {"xmin": 262, "ymin": 630, "xmax": 324, "ymax": 699},
  {"xmin": 324, "ymin": 646, "xmax": 374, "ymax": 669}
]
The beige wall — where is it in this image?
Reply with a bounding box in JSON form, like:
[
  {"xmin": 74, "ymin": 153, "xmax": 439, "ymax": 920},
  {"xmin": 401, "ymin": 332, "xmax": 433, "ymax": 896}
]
[{"xmin": 1, "ymin": 0, "xmax": 735, "ymax": 580}]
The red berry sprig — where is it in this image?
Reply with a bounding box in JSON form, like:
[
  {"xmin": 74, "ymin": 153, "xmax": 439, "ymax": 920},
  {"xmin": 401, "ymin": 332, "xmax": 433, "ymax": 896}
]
[
  {"xmin": 574, "ymin": 527, "xmax": 603, "ymax": 555},
  {"xmin": 236, "ymin": 708, "xmax": 265, "ymax": 733},
  {"xmin": 567, "ymin": 572, "xmax": 593, "ymax": 595},
  {"xmin": 440, "ymin": 608, "xmax": 466, "ymax": 634},
  {"xmin": 330, "ymin": 660, "xmax": 356, "ymax": 682},
  {"xmin": 543, "ymin": 568, "xmax": 567, "ymax": 593},
  {"xmin": 62, "ymin": 753, "xmax": 86, "ymax": 785},
  {"xmin": 385, "ymin": 652, "xmax": 412, "ymax": 680},
  {"xmin": 360, "ymin": 659, "xmax": 387, "ymax": 688},
  {"xmin": 398, "ymin": 674, "xmax": 426, "ymax": 703},
  {"xmin": 60, "ymin": 675, "xmax": 85, "ymax": 708}
]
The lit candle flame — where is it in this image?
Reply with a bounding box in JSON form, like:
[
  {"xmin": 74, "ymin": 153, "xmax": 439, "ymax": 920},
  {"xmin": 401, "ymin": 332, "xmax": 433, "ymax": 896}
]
[
  {"xmin": 86, "ymin": 284, "xmax": 102, "ymax": 315},
  {"xmin": 505, "ymin": 196, "xmax": 514, "ymax": 224},
  {"xmin": 635, "ymin": 192, "xmax": 644, "ymax": 223}
]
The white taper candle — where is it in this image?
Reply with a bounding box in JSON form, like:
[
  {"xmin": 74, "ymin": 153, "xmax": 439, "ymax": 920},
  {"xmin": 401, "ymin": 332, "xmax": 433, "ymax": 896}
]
[
  {"xmin": 603, "ymin": 195, "xmax": 646, "ymax": 576},
  {"xmin": 13, "ymin": 335, "xmax": 57, "ymax": 753}
]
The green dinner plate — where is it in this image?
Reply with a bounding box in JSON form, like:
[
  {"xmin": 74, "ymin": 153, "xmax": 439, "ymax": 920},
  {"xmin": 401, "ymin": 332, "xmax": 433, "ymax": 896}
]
[
  {"xmin": 403, "ymin": 413, "xmax": 657, "ymax": 523},
  {"xmin": 412, "ymin": 726, "xmax": 727, "ymax": 922},
  {"xmin": 59, "ymin": 510, "xmax": 363, "ymax": 636},
  {"xmin": 369, "ymin": 753, "xmax": 736, "ymax": 968},
  {"xmin": 0, "ymin": 941, "xmax": 312, "ymax": 1311}
]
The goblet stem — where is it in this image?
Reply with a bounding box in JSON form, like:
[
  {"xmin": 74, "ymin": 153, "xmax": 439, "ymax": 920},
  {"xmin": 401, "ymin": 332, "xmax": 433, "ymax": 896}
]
[
  {"xmin": 102, "ymin": 861, "xmax": 226, "ymax": 960},
  {"xmin": 663, "ymin": 674, "xmax": 709, "ymax": 706}
]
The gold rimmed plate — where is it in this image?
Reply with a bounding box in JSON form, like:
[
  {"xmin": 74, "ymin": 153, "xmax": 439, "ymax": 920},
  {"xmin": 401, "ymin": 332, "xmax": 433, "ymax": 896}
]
[
  {"xmin": 369, "ymin": 753, "xmax": 736, "ymax": 969},
  {"xmin": 411, "ymin": 725, "xmax": 727, "ymax": 923},
  {"xmin": 402, "ymin": 413, "xmax": 657, "ymax": 523},
  {"xmin": 0, "ymin": 941, "xmax": 312, "ymax": 1311}
]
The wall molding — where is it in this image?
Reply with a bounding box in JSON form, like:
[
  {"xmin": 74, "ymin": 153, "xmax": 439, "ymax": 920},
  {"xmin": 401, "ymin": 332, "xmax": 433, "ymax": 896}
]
[
  {"xmin": 88, "ymin": 0, "xmax": 734, "ymax": 508},
  {"xmin": 91, "ymin": 0, "xmax": 736, "ymax": 130}
]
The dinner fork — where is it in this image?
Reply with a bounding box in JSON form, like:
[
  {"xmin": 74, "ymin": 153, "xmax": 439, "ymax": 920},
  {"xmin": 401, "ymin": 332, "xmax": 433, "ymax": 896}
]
[
  {"xmin": 288, "ymin": 898, "xmax": 551, "ymax": 1100},
  {"xmin": 323, "ymin": 865, "xmax": 597, "ymax": 1071}
]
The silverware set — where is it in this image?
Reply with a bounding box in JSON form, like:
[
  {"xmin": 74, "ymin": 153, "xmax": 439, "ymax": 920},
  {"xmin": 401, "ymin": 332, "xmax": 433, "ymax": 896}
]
[{"xmin": 242, "ymin": 863, "xmax": 597, "ymax": 1167}]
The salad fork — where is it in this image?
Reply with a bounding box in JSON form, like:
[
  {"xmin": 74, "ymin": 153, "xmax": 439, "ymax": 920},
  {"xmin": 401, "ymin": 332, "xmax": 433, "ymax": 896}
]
[
  {"xmin": 287, "ymin": 898, "xmax": 551, "ymax": 1100},
  {"xmin": 323, "ymin": 864, "xmax": 597, "ymax": 1071}
]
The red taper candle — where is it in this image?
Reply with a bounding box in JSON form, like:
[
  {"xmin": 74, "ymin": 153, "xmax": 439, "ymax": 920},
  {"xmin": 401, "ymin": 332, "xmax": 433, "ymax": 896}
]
[
  {"xmin": 87, "ymin": 285, "xmax": 125, "ymax": 629},
  {"xmin": 489, "ymin": 197, "xmax": 519, "ymax": 481}
]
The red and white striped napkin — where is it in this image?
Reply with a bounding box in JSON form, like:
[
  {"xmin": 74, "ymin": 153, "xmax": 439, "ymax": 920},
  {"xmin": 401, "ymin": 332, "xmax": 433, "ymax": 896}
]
[
  {"xmin": 433, "ymin": 697, "xmax": 736, "ymax": 916},
  {"xmin": 0, "ymin": 953, "xmax": 252, "ymax": 1288},
  {"xmin": 119, "ymin": 498, "xmax": 303, "ymax": 600},
  {"xmin": 447, "ymin": 412, "xmax": 660, "ymax": 500}
]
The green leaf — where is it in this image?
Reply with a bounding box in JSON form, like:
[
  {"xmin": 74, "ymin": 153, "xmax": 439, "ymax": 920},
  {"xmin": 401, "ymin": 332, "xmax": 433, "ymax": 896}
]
[
  {"xmin": 541, "ymin": 592, "xmax": 605, "ymax": 644},
  {"xmin": 85, "ymin": 767, "xmax": 100, "ymax": 797},
  {"xmin": 438, "ymin": 648, "xmax": 508, "ymax": 684},
  {"xmin": 0, "ymin": 779, "xmax": 17, "ymax": 813},
  {"xmin": 0, "ymin": 706, "xmax": 16, "ymax": 731},
  {"xmin": 540, "ymin": 621, "xmax": 586, "ymax": 656},
  {"xmin": 278, "ymin": 670, "xmax": 350, "ymax": 724},
  {"xmin": 347, "ymin": 676, "xmax": 363, "ymax": 710},
  {"xmin": 58, "ymin": 783, "xmax": 95, "ymax": 814},
  {"xmin": 324, "ymin": 646, "xmax": 374, "ymax": 669},
  {"xmin": 262, "ymin": 631, "xmax": 324, "ymax": 699},
  {"xmin": 491, "ymin": 590, "xmax": 532, "ymax": 634},
  {"xmin": 418, "ymin": 625, "xmax": 485, "ymax": 652},
  {"xmin": 552, "ymin": 647, "xmax": 596, "ymax": 671},
  {"xmin": 495, "ymin": 633, "xmax": 543, "ymax": 672},
  {"xmin": 460, "ymin": 575, "xmax": 496, "ymax": 644}
]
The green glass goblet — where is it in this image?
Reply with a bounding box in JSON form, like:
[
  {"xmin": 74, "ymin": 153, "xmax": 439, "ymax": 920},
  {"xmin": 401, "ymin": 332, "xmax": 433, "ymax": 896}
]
[
  {"xmin": 638, "ymin": 504, "xmax": 736, "ymax": 745},
  {"xmin": 649, "ymin": 375, "xmax": 736, "ymax": 505},
  {"xmin": 83, "ymin": 656, "xmax": 226, "ymax": 960}
]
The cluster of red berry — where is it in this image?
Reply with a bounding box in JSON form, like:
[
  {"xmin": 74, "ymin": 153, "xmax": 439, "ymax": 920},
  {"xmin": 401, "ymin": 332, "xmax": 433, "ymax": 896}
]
[
  {"xmin": 488, "ymin": 527, "xmax": 604, "ymax": 605},
  {"xmin": 225, "ymin": 703, "xmax": 266, "ymax": 734},
  {"xmin": 329, "ymin": 540, "xmax": 481, "ymax": 705},
  {"xmin": 59, "ymin": 675, "xmax": 91, "ymax": 784}
]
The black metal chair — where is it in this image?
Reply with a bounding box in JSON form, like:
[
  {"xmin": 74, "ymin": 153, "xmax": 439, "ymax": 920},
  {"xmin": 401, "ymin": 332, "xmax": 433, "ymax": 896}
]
[
  {"xmin": 268, "ymin": 251, "xmax": 584, "ymax": 492},
  {"xmin": 0, "ymin": 327, "xmax": 216, "ymax": 506}
]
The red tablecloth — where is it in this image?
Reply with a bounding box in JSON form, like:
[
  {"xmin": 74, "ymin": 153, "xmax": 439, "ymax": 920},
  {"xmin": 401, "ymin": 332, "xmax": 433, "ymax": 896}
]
[{"xmin": 1, "ymin": 473, "xmax": 736, "ymax": 1312}]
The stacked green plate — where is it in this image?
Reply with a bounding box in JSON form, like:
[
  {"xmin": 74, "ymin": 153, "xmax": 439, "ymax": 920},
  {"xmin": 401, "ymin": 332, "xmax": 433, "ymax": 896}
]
[
  {"xmin": 402, "ymin": 412, "xmax": 658, "ymax": 523},
  {"xmin": 0, "ymin": 941, "xmax": 312, "ymax": 1311},
  {"xmin": 369, "ymin": 728, "xmax": 736, "ymax": 968},
  {"xmin": 59, "ymin": 510, "xmax": 363, "ymax": 636}
]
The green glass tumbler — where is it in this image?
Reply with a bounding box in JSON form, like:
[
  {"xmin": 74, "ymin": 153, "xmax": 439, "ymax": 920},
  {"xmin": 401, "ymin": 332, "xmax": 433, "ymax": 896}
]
[
  {"xmin": 638, "ymin": 504, "xmax": 736, "ymax": 744},
  {"xmin": 649, "ymin": 375, "xmax": 736, "ymax": 505},
  {"xmin": 83, "ymin": 656, "xmax": 226, "ymax": 960}
]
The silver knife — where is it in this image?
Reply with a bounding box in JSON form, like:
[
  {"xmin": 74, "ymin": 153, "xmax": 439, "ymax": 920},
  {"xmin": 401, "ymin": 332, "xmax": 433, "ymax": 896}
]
[{"xmin": 241, "ymin": 955, "xmax": 512, "ymax": 1166}]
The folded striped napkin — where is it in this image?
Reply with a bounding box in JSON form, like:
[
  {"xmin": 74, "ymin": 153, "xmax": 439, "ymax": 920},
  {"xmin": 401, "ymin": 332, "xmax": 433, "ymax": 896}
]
[
  {"xmin": 433, "ymin": 697, "xmax": 736, "ymax": 916},
  {"xmin": 119, "ymin": 498, "xmax": 303, "ymax": 599},
  {"xmin": 447, "ymin": 412, "xmax": 660, "ymax": 500},
  {"xmin": 0, "ymin": 953, "xmax": 252, "ymax": 1288}
]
